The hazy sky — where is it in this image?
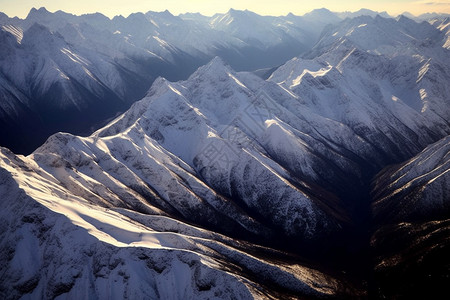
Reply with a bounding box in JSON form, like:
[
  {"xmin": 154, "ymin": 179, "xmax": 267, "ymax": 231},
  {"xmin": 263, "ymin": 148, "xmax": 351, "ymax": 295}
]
[{"xmin": 1, "ymin": 0, "xmax": 450, "ymax": 18}]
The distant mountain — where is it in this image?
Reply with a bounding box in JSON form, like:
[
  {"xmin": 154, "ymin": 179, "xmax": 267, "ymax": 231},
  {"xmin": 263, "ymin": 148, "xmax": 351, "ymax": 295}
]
[
  {"xmin": 0, "ymin": 7, "xmax": 339, "ymax": 154},
  {"xmin": 399, "ymin": 11, "xmax": 417, "ymax": 19},
  {"xmin": 303, "ymin": 8, "xmax": 341, "ymax": 23},
  {"xmin": 336, "ymin": 8, "xmax": 391, "ymax": 19},
  {"xmin": 0, "ymin": 21, "xmax": 166, "ymax": 155},
  {"xmin": 429, "ymin": 17, "xmax": 450, "ymax": 49},
  {"xmin": 299, "ymin": 8, "xmax": 342, "ymax": 38},
  {"xmin": 416, "ymin": 12, "xmax": 450, "ymax": 21},
  {"xmin": 397, "ymin": 11, "xmax": 450, "ymax": 21},
  {"xmin": 274, "ymin": 15, "xmax": 450, "ymax": 160},
  {"xmin": 307, "ymin": 14, "xmax": 443, "ymax": 56}
]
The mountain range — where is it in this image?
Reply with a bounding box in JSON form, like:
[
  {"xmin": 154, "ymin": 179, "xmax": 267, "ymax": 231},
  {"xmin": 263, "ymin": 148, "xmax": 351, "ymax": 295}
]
[
  {"xmin": 3, "ymin": 7, "xmax": 445, "ymax": 155},
  {"xmin": 0, "ymin": 7, "xmax": 449, "ymax": 299},
  {"xmin": 0, "ymin": 7, "xmax": 343, "ymax": 154}
]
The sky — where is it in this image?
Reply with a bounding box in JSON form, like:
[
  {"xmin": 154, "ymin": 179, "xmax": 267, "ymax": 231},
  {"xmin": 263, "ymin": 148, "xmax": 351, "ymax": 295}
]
[{"xmin": 1, "ymin": 0, "xmax": 450, "ymax": 18}]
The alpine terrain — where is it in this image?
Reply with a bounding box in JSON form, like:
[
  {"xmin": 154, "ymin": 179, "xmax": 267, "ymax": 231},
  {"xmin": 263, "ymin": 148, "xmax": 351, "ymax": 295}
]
[
  {"xmin": 0, "ymin": 8, "xmax": 449, "ymax": 299},
  {"xmin": 0, "ymin": 7, "xmax": 341, "ymax": 154}
]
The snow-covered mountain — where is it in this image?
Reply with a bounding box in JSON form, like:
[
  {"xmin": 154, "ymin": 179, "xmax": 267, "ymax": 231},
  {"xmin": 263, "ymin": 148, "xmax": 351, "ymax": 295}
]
[
  {"xmin": 271, "ymin": 15, "xmax": 450, "ymax": 165},
  {"xmin": 1, "ymin": 10, "xmax": 450, "ymax": 299},
  {"xmin": 372, "ymin": 135, "xmax": 450, "ymax": 223},
  {"xmin": 5, "ymin": 7, "xmax": 433, "ymax": 156},
  {"xmin": 209, "ymin": 9, "xmax": 309, "ymax": 49},
  {"xmin": 307, "ymin": 14, "xmax": 445, "ymax": 57},
  {"xmin": 0, "ymin": 10, "xmax": 172, "ymax": 155},
  {"xmin": 336, "ymin": 9, "xmax": 391, "ymax": 19},
  {"xmin": 413, "ymin": 12, "xmax": 450, "ymax": 21},
  {"xmin": 430, "ymin": 17, "xmax": 450, "ymax": 49},
  {"xmin": 0, "ymin": 7, "xmax": 340, "ymax": 155},
  {"xmin": 0, "ymin": 146, "xmax": 349, "ymax": 299},
  {"xmin": 25, "ymin": 57, "xmax": 354, "ymax": 244},
  {"xmin": 0, "ymin": 56, "xmax": 368, "ymax": 298},
  {"xmin": 371, "ymin": 135, "xmax": 450, "ymax": 299}
]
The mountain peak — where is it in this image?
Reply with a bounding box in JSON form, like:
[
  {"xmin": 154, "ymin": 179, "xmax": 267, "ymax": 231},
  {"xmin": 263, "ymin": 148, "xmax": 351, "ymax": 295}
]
[
  {"xmin": 303, "ymin": 8, "xmax": 339, "ymax": 22},
  {"xmin": 26, "ymin": 7, "xmax": 50, "ymax": 19},
  {"xmin": 80, "ymin": 12, "xmax": 109, "ymax": 20},
  {"xmin": 204, "ymin": 56, "xmax": 231, "ymax": 71},
  {"xmin": 127, "ymin": 12, "xmax": 146, "ymax": 19},
  {"xmin": 397, "ymin": 14, "xmax": 414, "ymax": 23},
  {"xmin": 226, "ymin": 8, "xmax": 247, "ymax": 17},
  {"xmin": 0, "ymin": 11, "xmax": 9, "ymax": 19},
  {"xmin": 356, "ymin": 8, "xmax": 375, "ymax": 14},
  {"xmin": 400, "ymin": 11, "xmax": 416, "ymax": 18},
  {"xmin": 31, "ymin": 7, "xmax": 49, "ymax": 13},
  {"xmin": 145, "ymin": 9, "xmax": 178, "ymax": 22},
  {"xmin": 307, "ymin": 8, "xmax": 333, "ymax": 16},
  {"xmin": 162, "ymin": 9, "xmax": 173, "ymax": 16},
  {"xmin": 188, "ymin": 56, "xmax": 233, "ymax": 81},
  {"xmin": 178, "ymin": 12, "xmax": 208, "ymax": 22},
  {"xmin": 179, "ymin": 12, "xmax": 204, "ymax": 17},
  {"xmin": 312, "ymin": 8, "xmax": 332, "ymax": 13}
]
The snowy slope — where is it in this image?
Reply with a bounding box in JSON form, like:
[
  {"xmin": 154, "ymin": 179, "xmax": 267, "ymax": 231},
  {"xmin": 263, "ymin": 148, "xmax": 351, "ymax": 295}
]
[
  {"xmin": 31, "ymin": 57, "xmax": 351, "ymax": 242},
  {"xmin": 372, "ymin": 135, "xmax": 450, "ymax": 223},
  {"xmin": 1, "ymin": 44, "xmax": 448, "ymax": 296},
  {"xmin": 266, "ymin": 12, "xmax": 450, "ymax": 299},
  {"xmin": 430, "ymin": 17, "xmax": 450, "ymax": 49},
  {"xmin": 270, "ymin": 15, "xmax": 450, "ymax": 164},
  {"xmin": 0, "ymin": 55, "xmax": 378, "ymax": 299},
  {"xmin": 0, "ymin": 147, "xmax": 345, "ymax": 299},
  {"xmin": 370, "ymin": 135, "xmax": 450, "ymax": 299},
  {"xmin": 210, "ymin": 9, "xmax": 293, "ymax": 48},
  {"xmin": 306, "ymin": 15, "xmax": 442, "ymax": 57}
]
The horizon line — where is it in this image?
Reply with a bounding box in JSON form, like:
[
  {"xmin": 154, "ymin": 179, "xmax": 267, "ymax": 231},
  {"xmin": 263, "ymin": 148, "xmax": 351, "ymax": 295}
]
[{"xmin": 2, "ymin": 6, "xmax": 450, "ymax": 20}]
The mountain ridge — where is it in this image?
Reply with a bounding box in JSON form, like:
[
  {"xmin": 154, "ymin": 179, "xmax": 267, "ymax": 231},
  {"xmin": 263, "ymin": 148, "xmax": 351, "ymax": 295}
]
[{"xmin": 0, "ymin": 7, "xmax": 345, "ymax": 154}]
